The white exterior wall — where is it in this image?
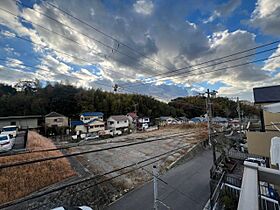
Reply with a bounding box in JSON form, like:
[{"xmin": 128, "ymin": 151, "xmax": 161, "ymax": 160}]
[
  {"xmin": 138, "ymin": 117, "xmax": 150, "ymax": 123},
  {"xmin": 88, "ymin": 121, "xmax": 105, "ymax": 133},
  {"xmin": 107, "ymin": 117, "xmax": 129, "ymax": 130},
  {"xmin": 45, "ymin": 116, "xmax": 68, "ymax": 127},
  {"xmin": 0, "ymin": 118, "xmax": 39, "ymax": 129},
  {"xmin": 75, "ymin": 125, "xmax": 87, "ymax": 133}
]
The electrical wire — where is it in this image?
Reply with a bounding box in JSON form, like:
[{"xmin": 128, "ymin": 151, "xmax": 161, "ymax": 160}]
[
  {"xmin": 0, "ymin": 131, "xmax": 192, "ymax": 157},
  {"xmin": 0, "ymin": 7, "xmax": 151, "ymax": 75},
  {"xmin": 0, "ymin": 30, "xmax": 135, "ymax": 81},
  {"xmin": 0, "ymin": 144, "xmax": 189, "ymax": 209},
  {"xmin": 122, "ymin": 44, "xmax": 280, "ymax": 87},
  {"xmin": 15, "ymin": 0, "xmax": 155, "ymax": 75},
  {"xmin": 0, "ymin": 131, "xmax": 199, "ymax": 169},
  {"xmin": 125, "ymin": 53, "xmax": 280, "ymax": 90},
  {"xmin": 44, "ymin": 1, "xmax": 171, "ymax": 71}
]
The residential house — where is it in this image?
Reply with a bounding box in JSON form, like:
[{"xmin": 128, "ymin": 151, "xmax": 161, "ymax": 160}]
[
  {"xmin": 138, "ymin": 117, "xmax": 150, "ymax": 130},
  {"xmin": 80, "ymin": 112, "xmax": 103, "ymax": 123},
  {"xmin": 71, "ymin": 119, "xmax": 105, "ymax": 134},
  {"xmin": 71, "ymin": 112, "xmax": 105, "ymax": 134},
  {"xmin": 0, "ymin": 115, "xmax": 42, "ymax": 129},
  {"xmin": 247, "ymin": 85, "xmax": 280, "ymax": 169},
  {"xmin": 45, "ymin": 112, "xmax": 68, "ymax": 128},
  {"xmin": 126, "ymin": 112, "xmax": 138, "ymax": 129},
  {"xmin": 176, "ymin": 116, "xmax": 189, "ymax": 124},
  {"xmin": 107, "ymin": 115, "xmax": 129, "ymax": 131},
  {"xmin": 190, "ymin": 117, "xmax": 207, "ymax": 123},
  {"xmin": 156, "ymin": 116, "xmax": 177, "ymax": 126}
]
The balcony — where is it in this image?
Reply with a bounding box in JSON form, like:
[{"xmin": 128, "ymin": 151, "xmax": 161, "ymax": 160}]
[{"xmin": 208, "ymin": 161, "xmax": 280, "ymax": 210}]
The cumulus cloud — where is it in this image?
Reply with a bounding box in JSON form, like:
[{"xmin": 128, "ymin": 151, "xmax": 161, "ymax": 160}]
[
  {"xmin": 0, "ymin": 0, "xmax": 278, "ymax": 101},
  {"xmin": 262, "ymin": 44, "xmax": 280, "ymax": 71},
  {"xmin": 250, "ymin": 0, "xmax": 280, "ymax": 35}
]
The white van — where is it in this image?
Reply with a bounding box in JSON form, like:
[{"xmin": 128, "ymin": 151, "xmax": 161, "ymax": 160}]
[{"xmin": 1, "ymin": 126, "xmax": 18, "ymax": 138}]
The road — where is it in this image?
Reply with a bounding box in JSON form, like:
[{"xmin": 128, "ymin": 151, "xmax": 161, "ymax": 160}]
[
  {"xmin": 107, "ymin": 148, "xmax": 212, "ymax": 210},
  {"xmin": 13, "ymin": 131, "xmax": 26, "ymax": 150}
]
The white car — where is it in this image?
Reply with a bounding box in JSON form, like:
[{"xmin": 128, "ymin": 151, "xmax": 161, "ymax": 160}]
[
  {"xmin": 85, "ymin": 133, "xmax": 99, "ymax": 141},
  {"xmin": 0, "ymin": 134, "xmax": 15, "ymax": 152},
  {"xmin": 1, "ymin": 125, "xmax": 18, "ymax": 138}
]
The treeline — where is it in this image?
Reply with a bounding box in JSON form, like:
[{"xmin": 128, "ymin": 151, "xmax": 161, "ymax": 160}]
[
  {"xmin": 0, "ymin": 83, "xmax": 259, "ymax": 119},
  {"xmin": 169, "ymin": 96, "xmax": 259, "ymax": 119},
  {"xmin": 0, "ymin": 83, "xmax": 181, "ymax": 119}
]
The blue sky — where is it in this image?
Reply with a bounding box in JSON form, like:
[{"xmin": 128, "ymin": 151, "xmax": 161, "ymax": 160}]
[{"xmin": 0, "ymin": 0, "xmax": 279, "ymax": 101}]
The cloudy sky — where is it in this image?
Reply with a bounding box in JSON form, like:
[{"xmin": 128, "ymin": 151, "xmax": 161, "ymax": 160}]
[{"xmin": 0, "ymin": 0, "xmax": 279, "ymax": 101}]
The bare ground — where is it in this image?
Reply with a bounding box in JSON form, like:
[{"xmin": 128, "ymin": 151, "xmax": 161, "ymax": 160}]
[{"xmin": 72, "ymin": 125, "xmax": 207, "ymax": 199}]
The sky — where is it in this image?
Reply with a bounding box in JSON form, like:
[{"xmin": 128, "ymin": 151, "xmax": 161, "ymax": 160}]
[{"xmin": 0, "ymin": 0, "xmax": 280, "ymax": 101}]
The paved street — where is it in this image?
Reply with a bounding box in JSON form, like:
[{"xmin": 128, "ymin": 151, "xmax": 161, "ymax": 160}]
[
  {"xmin": 107, "ymin": 148, "xmax": 213, "ymax": 210},
  {"xmin": 13, "ymin": 131, "xmax": 26, "ymax": 150}
]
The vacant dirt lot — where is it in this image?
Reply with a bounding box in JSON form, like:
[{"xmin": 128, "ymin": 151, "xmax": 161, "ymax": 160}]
[
  {"xmin": 73, "ymin": 125, "xmax": 207, "ymax": 194},
  {"xmin": 0, "ymin": 131, "xmax": 76, "ymax": 205}
]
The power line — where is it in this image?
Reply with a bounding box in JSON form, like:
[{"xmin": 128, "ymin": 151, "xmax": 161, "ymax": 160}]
[
  {"xmin": 0, "ymin": 131, "xmax": 198, "ymax": 169},
  {"xmin": 0, "ymin": 30, "xmax": 134, "ymax": 81},
  {"xmin": 124, "ymin": 53, "xmax": 280, "ymax": 90},
  {"xmin": 0, "ymin": 144, "xmax": 188, "ymax": 209},
  {"xmin": 1, "ymin": 131, "xmax": 190, "ymax": 157},
  {"xmin": 121, "ymin": 45, "xmax": 280, "ymax": 88},
  {"xmin": 120, "ymin": 40, "xmax": 280, "ymax": 87},
  {"xmin": 0, "ymin": 7, "xmax": 151, "ymax": 76},
  {"xmin": 142, "ymin": 167, "xmax": 200, "ymax": 204},
  {"xmin": 44, "ymin": 1, "xmax": 171, "ymax": 71},
  {"xmin": 14, "ymin": 0, "xmax": 157, "ymax": 75},
  {"xmin": 170, "ymin": 54, "xmax": 280, "ymax": 80}
]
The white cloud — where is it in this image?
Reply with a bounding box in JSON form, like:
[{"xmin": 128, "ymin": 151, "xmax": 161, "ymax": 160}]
[
  {"xmin": 204, "ymin": 0, "xmax": 241, "ymax": 23},
  {"xmin": 250, "ymin": 0, "xmax": 280, "ymax": 35},
  {"xmin": 0, "ymin": 0, "xmax": 279, "ymax": 101},
  {"xmin": 133, "ymin": 0, "xmax": 154, "ymax": 15},
  {"xmin": 262, "ymin": 44, "xmax": 280, "ymax": 71}
]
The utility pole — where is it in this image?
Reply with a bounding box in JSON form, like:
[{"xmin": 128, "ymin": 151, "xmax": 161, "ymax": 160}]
[
  {"xmin": 113, "ymin": 84, "xmax": 119, "ymax": 93},
  {"xmin": 205, "ymin": 89, "xmax": 217, "ymax": 166},
  {"xmin": 133, "ymin": 103, "xmax": 138, "ymax": 115},
  {"xmin": 153, "ymin": 165, "xmax": 158, "ymax": 210},
  {"xmin": 237, "ymin": 97, "xmax": 242, "ymax": 133}
]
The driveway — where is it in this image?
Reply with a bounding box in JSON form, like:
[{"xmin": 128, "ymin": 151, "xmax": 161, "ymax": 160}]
[{"xmin": 107, "ymin": 148, "xmax": 213, "ymax": 210}]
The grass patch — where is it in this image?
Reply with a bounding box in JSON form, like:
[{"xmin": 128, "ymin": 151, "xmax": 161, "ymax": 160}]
[{"xmin": 0, "ymin": 131, "xmax": 76, "ymax": 204}]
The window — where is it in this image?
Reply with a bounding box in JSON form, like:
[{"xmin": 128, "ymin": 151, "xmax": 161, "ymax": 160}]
[
  {"xmin": 89, "ymin": 126, "xmax": 94, "ymax": 129},
  {"xmin": 124, "ymin": 120, "xmax": 127, "ymax": 123},
  {"xmin": 10, "ymin": 121, "xmax": 16, "ymax": 125},
  {"xmin": 117, "ymin": 121, "xmax": 119, "ymax": 124},
  {"xmin": 54, "ymin": 119, "xmax": 58, "ymax": 122},
  {"xmin": 109, "ymin": 121, "xmax": 114, "ymax": 125},
  {"xmin": 0, "ymin": 135, "xmax": 8, "ymax": 141}
]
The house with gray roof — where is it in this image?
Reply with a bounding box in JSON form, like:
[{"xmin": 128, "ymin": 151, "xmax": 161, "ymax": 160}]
[{"xmin": 107, "ymin": 115, "xmax": 129, "ymax": 131}]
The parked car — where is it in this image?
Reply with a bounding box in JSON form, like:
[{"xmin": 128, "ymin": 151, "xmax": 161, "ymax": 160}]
[
  {"xmin": 85, "ymin": 133, "xmax": 99, "ymax": 141},
  {"xmin": 0, "ymin": 134, "xmax": 15, "ymax": 152},
  {"xmin": 52, "ymin": 206, "xmax": 92, "ymax": 210},
  {"xmin": 1, "ymin": 125, "xmax": 18, "ymax": 138},
  {"xmin": 71, "ymin": 133, "xmax": 86, "ymax": 140},
  {"xmin": 245, "ymin": 157, "xmax": 266, "ymax": 167},
  {"xmin": 98, "ymin": 129, "xmax": 122, "ymax": 138}
]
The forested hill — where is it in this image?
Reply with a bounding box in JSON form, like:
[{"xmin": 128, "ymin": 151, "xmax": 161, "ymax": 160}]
[
  {"xmin": 0, "ymin": 83, "xmax": 258, "ymax": 119},
  {"xmin": 169, "ymin": 96, "xmax": 259, "ymax": 119},
  {"xmin": 0, "ymin": 83, "xmax": 181, "ymax": 119}
]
